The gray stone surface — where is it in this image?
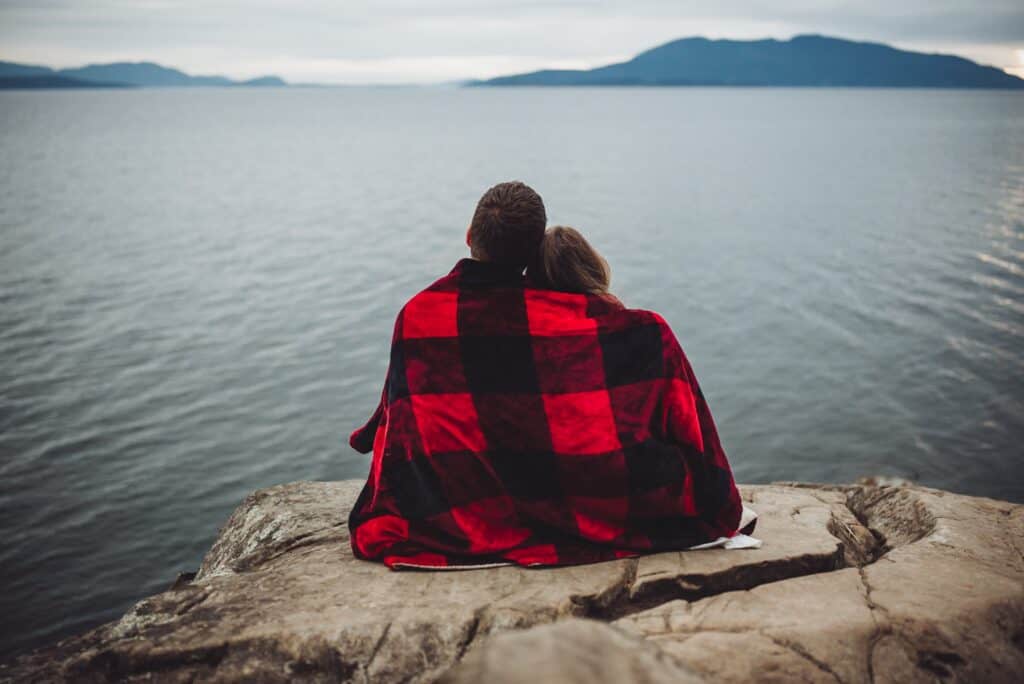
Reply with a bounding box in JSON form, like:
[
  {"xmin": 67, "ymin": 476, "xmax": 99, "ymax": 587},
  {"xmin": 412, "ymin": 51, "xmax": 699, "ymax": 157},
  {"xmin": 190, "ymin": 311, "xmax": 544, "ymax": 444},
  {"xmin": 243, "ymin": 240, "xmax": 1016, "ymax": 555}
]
[
  {"xmin": 611, "ymin": 484, "xmax": 1024, "ymax": 684},
  {"xmin": 3, "ymin": 480, "xmax": 1021, "ymax": 683},
  {"xmin": 439, "ymin": 619, "xmax": 704, "ymax": 684}
]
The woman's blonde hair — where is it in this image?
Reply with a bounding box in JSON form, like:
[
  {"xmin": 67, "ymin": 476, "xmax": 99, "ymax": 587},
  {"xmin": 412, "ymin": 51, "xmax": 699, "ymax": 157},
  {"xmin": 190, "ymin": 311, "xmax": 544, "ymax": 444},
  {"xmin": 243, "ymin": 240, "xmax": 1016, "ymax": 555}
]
[{"xmin": 533, "ymin": 226, "xmax": 611, "ymax": 294}]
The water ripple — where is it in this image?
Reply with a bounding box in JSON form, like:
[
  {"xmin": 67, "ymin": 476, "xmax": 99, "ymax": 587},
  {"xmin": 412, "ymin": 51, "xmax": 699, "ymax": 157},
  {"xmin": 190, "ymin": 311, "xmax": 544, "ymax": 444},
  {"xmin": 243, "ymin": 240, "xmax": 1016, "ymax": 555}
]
[{"xmin": 2, "ymin": 87, "xmax": 1023, "ymax": 660}]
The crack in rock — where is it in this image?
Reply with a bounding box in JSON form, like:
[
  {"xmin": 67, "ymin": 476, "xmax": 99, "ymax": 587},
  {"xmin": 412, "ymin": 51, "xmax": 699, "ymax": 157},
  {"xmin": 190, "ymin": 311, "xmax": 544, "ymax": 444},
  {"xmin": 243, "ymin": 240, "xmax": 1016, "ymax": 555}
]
[
  {"xmin": 858, "ymin": 565, "xmax": 891, "ymax": 684},
  {"xmin": 362, "ymin": 621, "xmax": 393, "ymax": 683},
  {"xmin": 763, "ymin": 634, "xmax": 845, "ymax": 684},
  {"xmin": 604, "ymin": 548, "xmax": 845, "ymax": 621},
  {"xmin": 452, "ymin": 611, "xmax": 483, "ymax": 663},
  {"xmin": 173, "ymin": 589, "xmax": 210, "ymax": 616}
]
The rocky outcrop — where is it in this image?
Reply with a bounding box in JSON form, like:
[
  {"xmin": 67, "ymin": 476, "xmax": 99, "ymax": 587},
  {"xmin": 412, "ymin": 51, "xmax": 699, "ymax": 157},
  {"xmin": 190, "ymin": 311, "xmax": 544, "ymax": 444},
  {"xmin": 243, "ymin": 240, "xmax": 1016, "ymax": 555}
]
[{"xmin": 3, "ymin": 480, "xmax": 1022, "ymax": 683}]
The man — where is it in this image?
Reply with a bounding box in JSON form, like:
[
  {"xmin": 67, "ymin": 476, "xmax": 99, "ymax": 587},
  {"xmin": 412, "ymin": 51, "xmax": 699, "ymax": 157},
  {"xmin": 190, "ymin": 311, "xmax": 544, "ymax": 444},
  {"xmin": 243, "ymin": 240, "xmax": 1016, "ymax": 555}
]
[{"xmin": 348, "ymin": 181, "xmax": 745, "ymax": 568}]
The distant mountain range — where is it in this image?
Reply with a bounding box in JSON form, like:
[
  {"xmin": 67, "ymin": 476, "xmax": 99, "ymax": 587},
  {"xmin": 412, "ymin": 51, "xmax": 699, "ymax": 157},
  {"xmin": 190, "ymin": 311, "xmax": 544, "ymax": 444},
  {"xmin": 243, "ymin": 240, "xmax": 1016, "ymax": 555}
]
[
  {"xmin": 0, "ymin": 60, "xmax": 286, "ymax": 89},
  {"xmin": 5, "ymin": 36, "xmax": 1021, "ymax": 91},
  {"xmin": 474, "ymin": 35, "xmax": 1024, "ymax": 89}
]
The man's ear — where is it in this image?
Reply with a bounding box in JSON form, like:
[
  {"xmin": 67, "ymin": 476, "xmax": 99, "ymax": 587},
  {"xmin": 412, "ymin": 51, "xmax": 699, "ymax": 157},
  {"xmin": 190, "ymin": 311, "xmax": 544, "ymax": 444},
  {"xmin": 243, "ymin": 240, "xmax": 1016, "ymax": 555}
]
[{"xmin": 465, "ymin": 227, "xmax": 472, "ymax": 249}]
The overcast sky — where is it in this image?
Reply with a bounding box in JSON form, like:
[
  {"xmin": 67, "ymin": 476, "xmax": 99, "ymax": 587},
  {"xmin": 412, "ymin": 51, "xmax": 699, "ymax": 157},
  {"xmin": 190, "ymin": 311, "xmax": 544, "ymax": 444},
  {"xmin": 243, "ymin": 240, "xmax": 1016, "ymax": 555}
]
[{"xmin": 2, "ymin": 1, "xmax": 1023, "ymax": 84}]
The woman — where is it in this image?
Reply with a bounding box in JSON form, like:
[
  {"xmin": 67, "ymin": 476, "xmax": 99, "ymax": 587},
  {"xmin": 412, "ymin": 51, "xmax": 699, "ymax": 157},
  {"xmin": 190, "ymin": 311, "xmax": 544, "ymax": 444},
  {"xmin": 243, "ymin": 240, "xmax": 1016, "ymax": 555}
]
[
  {"xmin": 530, "ymin": 225, "xmax": 620, "ymax": 301},
  {"xmin": 529, "ymin": 225, "xmax": 760, "ymax": 549}
]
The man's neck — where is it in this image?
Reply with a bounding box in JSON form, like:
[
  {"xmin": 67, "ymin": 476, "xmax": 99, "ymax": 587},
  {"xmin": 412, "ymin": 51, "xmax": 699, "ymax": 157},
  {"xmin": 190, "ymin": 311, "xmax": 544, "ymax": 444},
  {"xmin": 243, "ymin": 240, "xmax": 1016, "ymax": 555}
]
[{"xmin": 452, "ymin": 257, "xmax": 526, "ymax": 285}]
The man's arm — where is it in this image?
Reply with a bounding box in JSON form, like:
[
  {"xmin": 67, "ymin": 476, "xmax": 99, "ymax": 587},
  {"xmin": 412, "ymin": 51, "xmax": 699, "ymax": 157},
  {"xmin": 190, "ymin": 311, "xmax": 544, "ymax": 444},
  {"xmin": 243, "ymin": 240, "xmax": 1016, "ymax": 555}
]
[
  {"xmin": 349, "ymin": 394, "xmax": 384, "ymax": 454},
  {"xmin": 349, "ymin": 308, "xmax": 404, "ymax": 454}
]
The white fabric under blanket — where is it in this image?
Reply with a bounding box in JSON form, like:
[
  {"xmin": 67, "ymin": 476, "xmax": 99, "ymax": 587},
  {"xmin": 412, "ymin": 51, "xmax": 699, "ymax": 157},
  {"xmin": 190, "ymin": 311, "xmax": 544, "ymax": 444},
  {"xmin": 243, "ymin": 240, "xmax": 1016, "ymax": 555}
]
[{"xmin": 688, "ymin": 505, "xmax": 763, "ymax": 550}]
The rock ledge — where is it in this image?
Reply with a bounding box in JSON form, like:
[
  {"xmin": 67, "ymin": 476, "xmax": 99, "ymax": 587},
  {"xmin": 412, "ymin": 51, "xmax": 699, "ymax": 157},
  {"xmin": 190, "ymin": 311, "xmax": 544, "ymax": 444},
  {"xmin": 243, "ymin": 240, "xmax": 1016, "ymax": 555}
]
[{"xmin": 3, "ymin": 481, "xmax": 1022, "ymax": 683}]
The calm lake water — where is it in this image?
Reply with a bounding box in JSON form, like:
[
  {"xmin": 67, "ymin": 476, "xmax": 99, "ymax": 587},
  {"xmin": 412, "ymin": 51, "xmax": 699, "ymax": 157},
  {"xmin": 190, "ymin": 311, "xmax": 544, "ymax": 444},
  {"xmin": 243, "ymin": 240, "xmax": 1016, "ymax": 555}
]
[{"xmin": 1, "ymin": 87, "xmax": 1022, "ymax": 658}]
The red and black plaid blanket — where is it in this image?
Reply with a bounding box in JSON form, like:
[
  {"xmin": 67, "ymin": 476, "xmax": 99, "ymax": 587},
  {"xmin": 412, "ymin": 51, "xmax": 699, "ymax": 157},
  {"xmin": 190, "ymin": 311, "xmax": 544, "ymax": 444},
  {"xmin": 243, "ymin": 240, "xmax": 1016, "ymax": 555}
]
[{"xmin": 348, "ymin": 258, "xmax": 743, "ymax": 568}]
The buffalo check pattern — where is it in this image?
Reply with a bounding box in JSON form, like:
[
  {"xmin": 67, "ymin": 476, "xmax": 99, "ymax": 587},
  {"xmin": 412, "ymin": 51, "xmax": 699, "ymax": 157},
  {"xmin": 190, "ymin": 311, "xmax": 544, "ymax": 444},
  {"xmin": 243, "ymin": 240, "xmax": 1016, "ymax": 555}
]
[{"xmin": 348, "ymin": 258, "xmax": 743, "ymax": 569}]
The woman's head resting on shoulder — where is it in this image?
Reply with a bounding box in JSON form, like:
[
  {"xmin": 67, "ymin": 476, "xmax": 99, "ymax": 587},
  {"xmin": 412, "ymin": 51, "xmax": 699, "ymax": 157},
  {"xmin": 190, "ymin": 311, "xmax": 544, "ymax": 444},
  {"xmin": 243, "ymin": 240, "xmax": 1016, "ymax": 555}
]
[{"xmin": 532, "ymin": 226, "xmax": 611, "ymax": 295}]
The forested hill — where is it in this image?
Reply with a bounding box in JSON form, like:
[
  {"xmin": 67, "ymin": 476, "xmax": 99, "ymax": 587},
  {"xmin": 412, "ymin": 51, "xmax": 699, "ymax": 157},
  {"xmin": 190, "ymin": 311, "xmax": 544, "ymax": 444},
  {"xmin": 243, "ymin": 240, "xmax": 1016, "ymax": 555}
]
[{"xmin": 475, "ymin": 35, "xmax": 1024, "ymax": 88}]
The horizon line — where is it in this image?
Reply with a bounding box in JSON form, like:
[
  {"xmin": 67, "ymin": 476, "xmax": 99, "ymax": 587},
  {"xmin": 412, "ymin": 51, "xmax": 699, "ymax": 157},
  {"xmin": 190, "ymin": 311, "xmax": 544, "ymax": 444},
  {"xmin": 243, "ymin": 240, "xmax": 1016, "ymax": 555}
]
[{"xmin": 4, "ymin": 32, "xmax": 1023, "ymax": 87}]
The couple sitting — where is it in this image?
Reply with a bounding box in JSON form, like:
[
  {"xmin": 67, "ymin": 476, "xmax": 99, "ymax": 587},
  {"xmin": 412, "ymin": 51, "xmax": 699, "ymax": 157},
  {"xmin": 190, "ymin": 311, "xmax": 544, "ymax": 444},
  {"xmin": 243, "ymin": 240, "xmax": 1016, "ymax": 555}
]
[{"xmin": 348, "ymin": 181, "xmax": 755, "ymax": 569}]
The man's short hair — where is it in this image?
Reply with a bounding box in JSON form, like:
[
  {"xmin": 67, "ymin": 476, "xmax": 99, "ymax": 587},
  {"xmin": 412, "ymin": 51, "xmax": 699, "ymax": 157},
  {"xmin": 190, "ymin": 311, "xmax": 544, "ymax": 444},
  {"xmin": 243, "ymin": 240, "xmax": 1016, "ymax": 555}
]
[{"xmin": 468, "ymin": 181, "xmax": 546, "ymax": 269}]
